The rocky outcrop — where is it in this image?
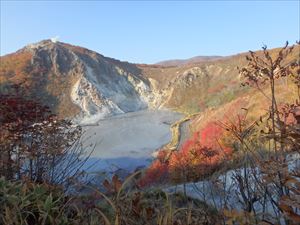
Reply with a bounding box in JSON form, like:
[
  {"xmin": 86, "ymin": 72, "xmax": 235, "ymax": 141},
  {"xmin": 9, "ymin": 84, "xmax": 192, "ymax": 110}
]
[{"xmin": 23, "ymin": 40, "xmax": 158, "ymax": 124}]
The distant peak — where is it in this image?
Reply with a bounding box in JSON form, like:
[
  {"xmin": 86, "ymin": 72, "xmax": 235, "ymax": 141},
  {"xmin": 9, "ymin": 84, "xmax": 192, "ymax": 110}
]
[
  {"xmin": 25, "ymin": 39, "xmax": 56, "ymax": 50},
  {"xmin": 156, "ymin": 55, "xmax": 224, "ymax": 66}
]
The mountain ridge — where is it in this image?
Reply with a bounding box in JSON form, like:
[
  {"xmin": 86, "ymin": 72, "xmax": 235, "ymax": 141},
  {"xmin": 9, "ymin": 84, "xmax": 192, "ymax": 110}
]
[
  {"xmin": 156, "ymin": 55, "xmax": 224, "ymax": 66},
  {"xmin": 1, "ymin": 40, "xmax": 299, "ymax": 126},
  {"xmin": 1, "ymin": 40, "xmax": 156, "ymax": 123}
]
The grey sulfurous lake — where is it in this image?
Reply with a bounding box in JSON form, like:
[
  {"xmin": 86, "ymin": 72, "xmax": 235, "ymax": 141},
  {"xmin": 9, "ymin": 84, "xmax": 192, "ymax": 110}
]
[{"xmin": 80, "ymin": 110, "xmax": 183, "ymax": 172}]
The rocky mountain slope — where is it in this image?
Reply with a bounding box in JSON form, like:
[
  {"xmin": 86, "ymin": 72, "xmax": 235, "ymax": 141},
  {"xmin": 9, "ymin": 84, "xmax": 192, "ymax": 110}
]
[
  {"xmin": 1, "ymin": 40, "xmax": 299, "ymax": 127},
  {"xmin": 1, "ymin": 40, "xmax": 156, "ymax": 123}
]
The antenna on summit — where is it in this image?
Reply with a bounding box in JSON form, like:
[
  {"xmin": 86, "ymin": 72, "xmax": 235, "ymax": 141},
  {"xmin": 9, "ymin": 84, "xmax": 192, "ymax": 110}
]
[{"xmin": 50, "ymin": 36, "xmax": 59, "ymax": 43}]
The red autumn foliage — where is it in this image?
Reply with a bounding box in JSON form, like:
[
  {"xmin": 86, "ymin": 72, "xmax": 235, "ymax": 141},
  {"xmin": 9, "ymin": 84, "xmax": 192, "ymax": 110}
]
[
  {"xmin": 156, "ymin": 149, "xmax": 169, "ymax": 161},
  {"xmin": 169, "ymin": 123, "xmax": 232, "ymax": 182},
  {"xmin": 138, "ymin": 155, "xmax": 169, "ymax": 187},
  {"xmin": 0, "ymin": 84, "xmax": 82, "ymax": 183},
  {"xmin": 140, "ymin": 122, "xmax": 233, "ymax": 186},
  {"xmin": 199, "ymin": 122, "xmax": 223, "ymax": 148},
  {"xmin": 0, "ymin": 86, "xmax": 52, "ymax": 179}
]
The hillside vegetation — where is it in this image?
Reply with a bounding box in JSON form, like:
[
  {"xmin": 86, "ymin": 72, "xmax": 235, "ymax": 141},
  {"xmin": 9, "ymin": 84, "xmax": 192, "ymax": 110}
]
[
  {"xmin": 0, "ymin": 42, "xmax": 299, "ymax": 224},
  {"xmin": 1, "ymin": 40, "xmax": 299, "ymax": 123}
]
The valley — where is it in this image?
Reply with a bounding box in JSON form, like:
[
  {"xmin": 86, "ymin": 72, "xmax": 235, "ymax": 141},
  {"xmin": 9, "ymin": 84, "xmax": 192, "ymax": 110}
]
[
  {"xmin": 1, "ymin": 39, "xmax": 299, "ymax": 173},
  {"xmin": 1, "ymin": 39, "xmax": 299, "ymax": 225}
]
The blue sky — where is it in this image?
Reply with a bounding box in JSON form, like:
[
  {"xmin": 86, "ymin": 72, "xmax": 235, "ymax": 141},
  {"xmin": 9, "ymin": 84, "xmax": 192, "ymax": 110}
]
[{"xmin": 1, "ymin": 1, "xmax": 299, "ymax": 63}]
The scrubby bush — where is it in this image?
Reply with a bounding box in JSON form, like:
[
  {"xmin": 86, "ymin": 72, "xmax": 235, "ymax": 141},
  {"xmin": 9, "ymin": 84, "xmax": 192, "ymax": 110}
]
[
  {"xmin": 0, "ymin": 84, "xmax": 90, "ymax": 186},
  {"xmin": 140, "ymin": 122, "xmax": 232, "ymax": 186}
]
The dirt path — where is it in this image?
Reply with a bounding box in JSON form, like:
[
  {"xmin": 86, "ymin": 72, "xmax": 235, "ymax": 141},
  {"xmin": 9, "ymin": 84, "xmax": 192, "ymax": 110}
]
[
  {"xmin": 178, "ymin": 120, "xmax": 191, "ymax": 149},
  {"xmin": 161, "ymin": 112, "xmax": 200, "ymax": 151}
]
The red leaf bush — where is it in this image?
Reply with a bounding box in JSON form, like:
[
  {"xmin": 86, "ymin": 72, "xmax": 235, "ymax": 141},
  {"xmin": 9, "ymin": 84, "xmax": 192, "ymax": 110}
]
[{"xmin": 140, "ymin": 122, "xmax": 232, "ymax": 186}]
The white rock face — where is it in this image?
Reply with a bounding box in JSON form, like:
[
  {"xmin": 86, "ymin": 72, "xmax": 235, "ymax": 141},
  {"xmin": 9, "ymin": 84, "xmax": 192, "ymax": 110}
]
[
  {"xmin": 25, "ymin": 40, "xmax": 163, "ymax": 124},
  {"xmin": 70, "ymin": 63, "xmax": 152, "ymax": 124},
  {"xmin": 71, "ymin": 66, "xmax": 124, "ymax": 123}
]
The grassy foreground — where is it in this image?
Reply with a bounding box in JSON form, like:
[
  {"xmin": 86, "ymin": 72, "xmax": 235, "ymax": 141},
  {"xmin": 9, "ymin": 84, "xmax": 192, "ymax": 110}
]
[{"xmin": 0, "ymin": 176, "xmax": 221, "ymax": 225}]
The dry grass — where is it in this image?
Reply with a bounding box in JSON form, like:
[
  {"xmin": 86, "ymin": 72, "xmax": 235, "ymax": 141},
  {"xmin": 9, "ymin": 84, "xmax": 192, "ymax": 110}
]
[{"xmin": 0, "ymin": 172, "xmax": 221, "ymax": 225}]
